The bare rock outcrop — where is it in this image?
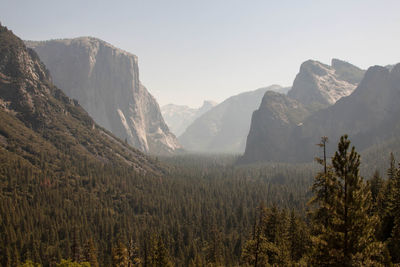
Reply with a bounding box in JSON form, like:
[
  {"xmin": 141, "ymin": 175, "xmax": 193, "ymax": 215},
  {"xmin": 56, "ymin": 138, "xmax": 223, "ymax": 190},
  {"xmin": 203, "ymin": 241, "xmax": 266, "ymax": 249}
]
[
  {"xmin": 27, "ymin": 37, "xmax": 181, "ymax": 154},
  {"xmin": 287, "ymin": 59, "xmax": 364, "ymax": 109},
  {"xmin": 241, "ymin": 62, "xmax": 400, "ymax": 164}
]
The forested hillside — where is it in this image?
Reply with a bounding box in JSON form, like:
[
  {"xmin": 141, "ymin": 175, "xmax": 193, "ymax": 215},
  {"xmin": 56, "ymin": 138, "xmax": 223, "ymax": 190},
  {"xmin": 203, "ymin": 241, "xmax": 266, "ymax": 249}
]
[
  {"xmin": 1, "ymin": 23, "xmax": 400, "ymax": 267},
  {"xmin": 2, "ymin": 134, "xmax": 400, "ymax": 266}
]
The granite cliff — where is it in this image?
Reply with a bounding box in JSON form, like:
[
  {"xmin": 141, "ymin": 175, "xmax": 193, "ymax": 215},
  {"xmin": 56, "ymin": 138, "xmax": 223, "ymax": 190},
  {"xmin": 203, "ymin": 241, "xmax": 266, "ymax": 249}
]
[
  {"xmin": 26, "ymin": 38, "xmax": 181, "ymax": 154},
  {"xmin": 242, "ymin": 91, "xmax": 310, "ymax": 163},
  {"xmin": 241, "ymin": 62, "xmax": 400, "ymax": 164},
  {"xmin": 287, "ymin": 59, "xmax": 365, "ymax": 109},
  {"xmin": 0, "ymin": 25, "xmax": 161, "ymax": 174}
]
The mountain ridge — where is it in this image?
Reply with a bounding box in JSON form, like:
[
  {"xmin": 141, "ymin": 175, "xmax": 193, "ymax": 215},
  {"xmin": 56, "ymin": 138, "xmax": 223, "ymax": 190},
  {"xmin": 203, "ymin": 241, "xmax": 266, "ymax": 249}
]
[
  {"xmin": 287, "ymin": 59, "xmax": 365, "ymax": 109},
  {"xmin": 26, "ymin": 37, "xmax": 181, "ymax": 155},
  {"xmin": 0, "ymin": 24, "xmax": 162, "ymax": 174},
  {"xmin": 179, "ymin": 85, "xmax": 285, "ymax": 153},
  {"xmin": 241, "ymin": 62, "xmax": 400, "ymax": 164}
]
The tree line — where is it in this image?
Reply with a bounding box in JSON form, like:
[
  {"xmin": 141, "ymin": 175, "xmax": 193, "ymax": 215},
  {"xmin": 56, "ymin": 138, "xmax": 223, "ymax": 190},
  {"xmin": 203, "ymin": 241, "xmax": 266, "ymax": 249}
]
[{"xmin": 241, "ymin": 135, "xmax": 400, "ymax": 266}]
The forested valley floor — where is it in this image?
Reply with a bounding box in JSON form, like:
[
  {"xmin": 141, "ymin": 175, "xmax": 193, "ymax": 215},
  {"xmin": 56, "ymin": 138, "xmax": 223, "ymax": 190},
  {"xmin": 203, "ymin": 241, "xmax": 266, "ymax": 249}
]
[{"xmin": 1, "ymin": 136, "xmax": 400, "ymax": 266}]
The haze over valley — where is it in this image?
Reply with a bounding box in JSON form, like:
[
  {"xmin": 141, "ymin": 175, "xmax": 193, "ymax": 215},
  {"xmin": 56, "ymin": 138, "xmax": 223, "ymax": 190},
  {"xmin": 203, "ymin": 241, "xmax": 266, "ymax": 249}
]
[{"xmin": 1, "ymin": 1, "xmax": 400, "ymax": 266}]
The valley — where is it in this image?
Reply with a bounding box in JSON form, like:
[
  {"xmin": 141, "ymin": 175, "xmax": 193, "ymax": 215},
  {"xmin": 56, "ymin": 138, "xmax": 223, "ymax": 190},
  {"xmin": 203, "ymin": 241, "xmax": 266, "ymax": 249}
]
[{"xmin": 1, "ymin": 3, "xmax": 400, "ymax": 265}]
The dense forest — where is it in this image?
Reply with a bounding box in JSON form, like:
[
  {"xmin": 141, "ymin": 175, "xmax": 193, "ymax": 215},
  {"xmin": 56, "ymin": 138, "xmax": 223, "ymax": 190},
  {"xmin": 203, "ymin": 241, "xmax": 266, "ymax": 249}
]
[
  {"xmin": 1, "ymin": 22, "xmax": 400, "ymax": 267},
  {"xmin": 1, "ymin": 134, "xmax": 400, "ymax": 266}
]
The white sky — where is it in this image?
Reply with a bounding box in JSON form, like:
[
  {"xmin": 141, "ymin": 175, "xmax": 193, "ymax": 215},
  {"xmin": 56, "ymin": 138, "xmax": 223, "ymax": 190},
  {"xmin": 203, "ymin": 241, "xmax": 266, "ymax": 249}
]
[{"xmin": 2, "ymin": 0, "xmax": 400, "ymax": 107}]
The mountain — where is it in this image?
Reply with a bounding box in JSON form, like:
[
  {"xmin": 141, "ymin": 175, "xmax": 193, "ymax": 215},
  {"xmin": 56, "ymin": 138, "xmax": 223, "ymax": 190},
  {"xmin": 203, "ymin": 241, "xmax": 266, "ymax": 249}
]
[
  {"xmin": 270, "ymin": 86, "xmax": 291, "ymax": 95},
  {"xmin": 241, "ymin": 63, "xmax": 400, "ymax": 164},
  {"xmin": 179, "ymin": 85, "xmax": 285, "ymax": 153},
  {"xmin": 26, "ymin": 37, "xmax": 181, "ymax": 155},
  {"xmin": 161, "ymin": 100, "xmax": 217, "ymax": 137},
  {"xmin": 242, "ymin": 91, "xmax": 310, "ymax": 163},
  {"xmin": 287, "ymin": 59, "xmax": 365, "ymax": 109},
  {"xmin": 0, "ymin": 24, "xmax": 161, "ymax": 174},
  {"xmin": 296, "ymin": 63, "xmax": 400, "ymax": 160}
]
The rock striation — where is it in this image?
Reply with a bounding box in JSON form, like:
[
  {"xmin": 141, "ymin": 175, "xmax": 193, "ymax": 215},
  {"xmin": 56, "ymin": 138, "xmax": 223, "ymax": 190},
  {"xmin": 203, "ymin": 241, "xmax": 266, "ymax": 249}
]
[
  {"xmin": 296, "ymin": 63, "xmax": 400, "ymax": 160},
  {"xmin": 26, "ymin": 37, "xmax": 181, "ymax": 155},
  {"xmin": 241, "ymin": 61, "xmax": 400, "ymax": 164},
  {"xmin": 161, "ymin": 100, "xmax": 217, "ymax": 137},
  {"xmin": 0, "ymin": 25, "xmax": 162, "ymax": 174},
  {"xmin": 287, "ymin": 59, "xmax": 365, "ymax": 109}
]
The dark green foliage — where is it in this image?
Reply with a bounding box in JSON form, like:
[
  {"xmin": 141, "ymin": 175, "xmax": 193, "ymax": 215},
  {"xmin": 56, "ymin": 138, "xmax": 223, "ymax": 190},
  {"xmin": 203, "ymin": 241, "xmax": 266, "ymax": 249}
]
[
  {"xmin": 241, "ymin": 204, "xmax": 309, "ymax": 266},
  {"xmin": 309, "ymin": 135, "xmax": 384, "ymax": 266},
  {"xmin": 2, "ymin": 23, "xmax": 400, "ymax": 266},
  {"xmin": 83, "ymin": 239, "xmax": 98, "ymax": 267},
  {"xmin": 378, "ymin": 154, "xmax": 400, "ymax": 263},
  {"xmin": 0, "ymin": 146, "xmax": 314, "ymax": 266}
]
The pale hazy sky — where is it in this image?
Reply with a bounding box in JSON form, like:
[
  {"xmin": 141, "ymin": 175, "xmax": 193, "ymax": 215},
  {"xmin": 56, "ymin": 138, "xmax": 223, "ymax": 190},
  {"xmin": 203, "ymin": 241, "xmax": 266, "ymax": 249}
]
[{"xmin": 2, "ymin": 0, "xmax": 400, "ymax": 107}]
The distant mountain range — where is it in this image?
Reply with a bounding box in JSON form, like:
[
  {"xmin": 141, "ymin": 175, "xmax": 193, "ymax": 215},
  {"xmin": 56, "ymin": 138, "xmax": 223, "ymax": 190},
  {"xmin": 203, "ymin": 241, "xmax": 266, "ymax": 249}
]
[
  {"xmin": 241, "ymin": 60, "xmax": 400, "ymax": 164},
  {"xmin": 26, "ymin": 37, "xmax": 181, "ymax": 155},
  {"xmin": 161, "ymin": 100, "xmax": 217, "ymax": 137},
  {"xmin": 178, "ymin": 59, "xmax": 366, "ymax": 155},
  {"xmin": 179, "ymin": 85, "xmax": 287, "ymax": 153},
  {"xmin": 0, "ymin": 25, "xmax": 161, "ymax": 174},
  {"xmin": 10, "ymin": 23, "xmax": 398, "ymax": 166}
]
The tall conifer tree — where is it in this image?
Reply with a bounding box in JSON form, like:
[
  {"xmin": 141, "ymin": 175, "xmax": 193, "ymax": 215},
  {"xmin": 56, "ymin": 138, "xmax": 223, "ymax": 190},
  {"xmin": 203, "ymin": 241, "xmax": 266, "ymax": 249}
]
[
  {"xmin": 308, "ymin": 137, "xmax": 339, "ymax": 266},
  {"xmin": 387, "ymin": 160, "xmax": 400, "ymax": 263},
  {"xmin": 309, "ymin": 135, "xmax": 384, "ymax": 266}
]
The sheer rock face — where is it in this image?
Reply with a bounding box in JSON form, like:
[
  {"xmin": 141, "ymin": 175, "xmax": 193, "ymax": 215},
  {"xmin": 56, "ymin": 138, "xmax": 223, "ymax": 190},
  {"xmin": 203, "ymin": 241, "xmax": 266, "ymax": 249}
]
[
  {"xmin": 241, "ymin": 63, "xmax": 400, "ymax": 164},
  {"xmin": 0, "ymin": 25, "xmax": 162, "ymax": 174},
  {"xmin": 241, "ymin": 91, "xmax": 310, "ymax": 163},
  {"xmin": 179, "ymin": 85, "xmax": 286, "ymax": 153},
  {"xmin": 26, "ymin": 37, "xmax": 181, "ymax": 154},
  {"xmin": 287, "ymin": 59, "xmax": 365, "ymax": 109},
  {"xmin": 296, "ymin": 63, "xmax": 400, "ymax": 158},
  {"xmin": 161, "ymin": 100, "xmax": 217, "ymax": 137}
]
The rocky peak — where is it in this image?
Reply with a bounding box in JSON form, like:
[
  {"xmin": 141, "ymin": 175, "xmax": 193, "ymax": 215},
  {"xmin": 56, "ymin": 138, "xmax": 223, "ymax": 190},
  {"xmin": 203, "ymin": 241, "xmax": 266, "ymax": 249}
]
[
  {"xmin": 391, "ymin": 63, "xmax": 400, "ymax": 78},
  {"xmin": 331, "ymin": 58, "xmax": 366, "ymax": 84},
  {"xmin": 197, "ymin": 100, "xmax": 217, "ymax": 116},
  {"xmin": 0, "ymin": 25, "xmax": 58, "ymax": 121},
  {"xmin": 240, "ymin": 91, "xmax": 310, "ymax": 163},
  {"xmin": 161, "ymin": 100, "xmax": 217, "ymax": 137},
  {"xmin": 259, "ymin": 91, "xmax": 308, "ymax": 124},
  {"xmin": 242, "ymin": 62, "xmax": 400, "ymax": 164},
  {"xmin": 0, "ymin": 24, "xmax": 162, "ymax": 173},
  {"xmin": 287, "ymin": 59, "xmax": 364, "ymax": 108},
  {"xmin": 27, "ymin": 37, "xmax": 181, "ymax": 155}
]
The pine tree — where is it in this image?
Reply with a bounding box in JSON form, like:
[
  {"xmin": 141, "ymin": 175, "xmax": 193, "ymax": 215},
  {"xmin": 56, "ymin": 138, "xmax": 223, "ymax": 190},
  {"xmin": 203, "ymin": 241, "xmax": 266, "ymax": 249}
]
[
  {"xmin": 387, "ymin": 161, "xmax": 400, "ymax": 263},
  {"xmin": 112, "ymin": 241, "xmax": 130, "ymax": 267},
  {"xmin": 309, "ymin": 135, "xmax": 385, "ymax": 266},
  {"xmin": 262, "ymin": 206, "xmax": 288, "ymax": 266},
  {"xmin": 71, "ymin": 228, "xmax": 81, "ymax": 263},
  {"xmin": 127, "ymin": 238, "xmax": 141, "ymax": 266},
  {"xmin": 375, "ymin": 156, "xmax": 397, "ymax": 242},
  {"xmin": 288, "ymin": 210, "xmax": 309, "ymax": 263},
  {"xmin": 369, "ymin": 170, "xmax": 384, "ymax": 204},
  {"xmin": 241, "ymin": 204, "xmax": 293, "ymax": 266},
  {"xmin": 333, "ymin": 135, "xmax": 382, "ymax": 265},
  {"xmin": 154, "ymin": 236, "xmax": 172, "ymax": 267},
  {"xmin": 241, "ymin": 204, "xmax": 269, "ymax": 267},
  {"xmin": 206, "ymin": 225, "xmax": 224, "ymax": 266},
  {"xmin": 308, "ymin": 136, "xmax": 339, "ymax": 266},
  {"xmin": 83, "ymin": 239, "xmax": 98, "ymax": 267}
]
